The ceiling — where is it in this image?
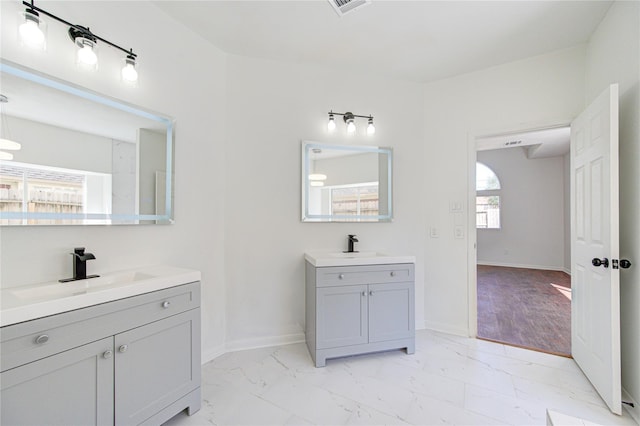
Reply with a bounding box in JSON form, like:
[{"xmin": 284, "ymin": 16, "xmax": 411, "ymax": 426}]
[{"xmin": 155, "ymin": 0, "xmax": 612, "ymax": 83}]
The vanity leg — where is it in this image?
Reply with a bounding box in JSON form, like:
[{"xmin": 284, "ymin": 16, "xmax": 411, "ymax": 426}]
[
  {"xmin": 405, "ymin": 342, "xmax": 415, "ymax": 355},
  {"xmin": 315, "ymin": 356, "xmax": 326, "ymax": 368}
]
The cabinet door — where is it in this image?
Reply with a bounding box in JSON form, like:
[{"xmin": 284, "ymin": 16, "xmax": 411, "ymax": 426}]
[
  {"xmin": 0, "ymin": 337, "xmax": 114, "ymax": 426},
  {"xmin": 368, "ymin": 282, "xmax": 415, "ymax": 343},
  {"xmin": 317, "ymin": 285, "xmax": 368, "ymax": 349},
  {"xmin": 114, "ymin": 309, "xmax": 200, "ymax": 425}
]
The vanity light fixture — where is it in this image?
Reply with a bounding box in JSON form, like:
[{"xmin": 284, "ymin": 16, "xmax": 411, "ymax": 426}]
[
  {"xmin": 327, "ymin": 111, "xmax": 375, "ymax": 135},
  {"xmin": 19, "ymin": 0, "xmax": 139, "ymax": 84}
]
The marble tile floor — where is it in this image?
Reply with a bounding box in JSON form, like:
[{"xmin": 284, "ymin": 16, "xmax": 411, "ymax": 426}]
[{"xmin": 164, "ymin": 330, "xmax": 637, "ymax": 426}]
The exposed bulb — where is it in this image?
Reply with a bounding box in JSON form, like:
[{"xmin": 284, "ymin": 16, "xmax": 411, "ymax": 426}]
[
  {"xmin": 76, "ymin": 39, "xmax": 98, "ymax": 67},
  {"xmin": 0, "ymin": 139, "xmax": 22, "ymax": 151},
  {"xmin": 310, "ymin": 181, "xmax": 324, "ymax": 187},
  {"xmin": 19, "ymin": 11, "xmax": 45, "ymax": 49},
  {"xmin": 121, "ymin": 57, "xmax": 138, "ymax": 84},
  {"xmin": 367, "ymin": 117, "xmax": 375, "ymax": 135},
  {"xmin": 346, "ymin": 120, "xmax": 356, "ymax": 133},
  {"xmin": 327, "ymin": 114, "xmax": 336, "ymax": 131},
  {"xmin": 0, "ymin": 151, "xmax": 14, "ymax": 161}
]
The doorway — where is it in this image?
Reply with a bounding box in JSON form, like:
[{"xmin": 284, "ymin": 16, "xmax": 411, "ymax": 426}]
[{"xmin": 471, "ymin": 125, "xmax": 572, "ymax": 356}]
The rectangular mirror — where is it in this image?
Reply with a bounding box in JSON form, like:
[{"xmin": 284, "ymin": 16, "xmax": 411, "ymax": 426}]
[
  {"xmin": 301, "ymin": 141, "xmax": 393, "ymax": 222},
  {"xmin": 0, "ymin": 61, "xmax": 174, "ymax": 225}
]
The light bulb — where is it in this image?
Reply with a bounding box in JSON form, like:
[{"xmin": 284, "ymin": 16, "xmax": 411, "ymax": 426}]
[
  {"xmin": 75, "ymin": 37, "xmax": 98, "ymax": 70},
  {"xmin": 19, "ymin": 10, "xmax": 45, "ymax": 50},
  {"xmin": 310, "ymin": 181, "xmax": 324, "ymax": 187},
  {"xmin": 367, "ymin": 117, "xmax": 375, "ymax": 135},
  {"xmin": 347, "ymin": 120, "xmax": 356, "ymax": 133},
  {"xmin": 0, "ymin": 139, "xmax": 22, "ymax": 151},
  {"xmin": 0, "ymin": 151, "xmax": 14, "ymax": 161},
  {"xmin": 327, "ymin": 115, "xmax": 336, "ymax": 131},
  {"xmin": 121, "ymin": 57, "xmax": 138, "ymax": 84},
  {"xmin": 309, "ymin": 174, "xmax": 327, "ymax": 181}
]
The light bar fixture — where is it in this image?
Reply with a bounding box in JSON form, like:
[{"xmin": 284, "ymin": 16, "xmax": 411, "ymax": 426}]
[
  {"xmin": 327, "ymin": 110, "xmax": 375, "ymax": 135},
  {"xmin": 19, "ymin": 0, "xmax": 139, "ymax": 85}
]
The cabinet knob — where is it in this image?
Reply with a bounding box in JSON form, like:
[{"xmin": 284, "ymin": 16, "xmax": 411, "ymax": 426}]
[
  {"xmin": 34, "ymin": 334, "xmax": 49, "ymax": 345},
  {"xmin": 118, "ymin": 344, "xmax": 128, "ymax": 353},
  {"xmin": 162, "ymin": 301, "xmax": 171, "ymax": 308},
  {"xmin": 338, "ymin": 274, "xmax": 345, "ymax": 280},
  {"xmin": 103, "ymin": 350, "xmax": 113, "ymax": 359},
  {"xmin": 390, "ymin": 271, "xmax": 396, "ymax": 277},
  {"xmin": 369, "ymin": 291, "xmax": 374, "ymax": 296},
  {"xmin": 361, "ymin": 291, "xmax": 366, "ymax": 296}
]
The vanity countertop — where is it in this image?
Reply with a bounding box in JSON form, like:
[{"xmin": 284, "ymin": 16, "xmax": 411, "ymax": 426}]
[
  {"xmin": 0, "ymin": 265, "xmax": 201, "ymax": 327},
  {"xmin": 305, "ymin": 251, "xmax": 416, "ymax": 267}
]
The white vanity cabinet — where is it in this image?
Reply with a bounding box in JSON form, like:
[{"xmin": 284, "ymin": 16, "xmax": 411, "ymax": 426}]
[
  {"xmin": 0, "ymin": 282, "xmax": 201, "ymax": 426},
  {"xmin": 306, "ymin": 262, "xmax": 415, "ymax": 367}
]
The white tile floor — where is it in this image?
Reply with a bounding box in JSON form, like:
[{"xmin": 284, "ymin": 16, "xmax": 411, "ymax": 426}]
[{"xmin": 164, "ymin": 330, "xmax": 637, "ymax": 425}]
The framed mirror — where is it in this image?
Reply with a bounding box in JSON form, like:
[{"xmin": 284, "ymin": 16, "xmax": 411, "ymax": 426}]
[
  {"xmin": 0, "ymin": 60, "xmax": 174, "ymax": 225},
  {"xmin": 301, "ymin": 141, "xmax": 393, "ymax": 222}
]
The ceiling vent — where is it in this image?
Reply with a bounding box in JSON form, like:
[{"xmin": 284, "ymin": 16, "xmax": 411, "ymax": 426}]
[{"xmin": 328, "ymin": 0, "xmax": 371, "ymax": 17}]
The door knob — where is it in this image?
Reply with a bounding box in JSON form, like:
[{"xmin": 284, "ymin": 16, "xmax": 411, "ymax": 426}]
[
  {"xmin": 620, "ymin": 259, "xmax": 632, "ymax": 269},
  {"xmin": 592, "ymin": 258, "xmax": 609, "ymax": 268}
]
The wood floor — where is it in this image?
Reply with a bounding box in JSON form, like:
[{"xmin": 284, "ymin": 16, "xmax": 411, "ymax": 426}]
[{"xmin": 477, "ymin": 265, "xmax": 572, "ymax": 356}]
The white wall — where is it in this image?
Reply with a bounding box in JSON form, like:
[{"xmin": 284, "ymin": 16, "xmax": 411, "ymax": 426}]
[
  {"xmin": 224, "ymin": 54, "xmax": 426, "ymax": 347},
  {"xmin": 0, "ymin": 1, "xmax": 229, "ymax": 357},
  {"xmin": 423, "ymin": 46, "xmax": 586, "ymax": 335},
  {"xmin": 585, "ymin": 1, "xmax": 640, "ymax": 419},
  {"xmin": 477, "ymin": 147, "xmax": 566, "ymax": 270}
]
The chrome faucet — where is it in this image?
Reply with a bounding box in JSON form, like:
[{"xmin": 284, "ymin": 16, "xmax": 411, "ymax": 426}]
[
  {"xmin": 59, "ymin": 247, "xmax": 100, "ymax": 282},
  {"xmin": 345, "ymin": 234, "xmax": 359, "ymax": 253}
]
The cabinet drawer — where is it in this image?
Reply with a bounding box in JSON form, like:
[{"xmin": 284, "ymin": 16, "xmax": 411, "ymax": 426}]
[
  {"xmin": 1, "ymin": 282, "xmax": 200, "ymax": 372},
  {"xmin": 316, "ymin": 264, "xmax": 414, "ymax": 287}
]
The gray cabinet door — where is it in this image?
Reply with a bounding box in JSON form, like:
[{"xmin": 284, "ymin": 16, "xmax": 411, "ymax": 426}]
[
  {"xmin": 316, "ymin": 285, "xmax": 368, "ymax": 349},
  {"xmin": 114, "ymin": 309, "xmax": 200, "ymax": 425},
  {"xmin": 0, "ymin": 337, "xmax": 114, "ymax": 426},
  {"xmin": 368, "ymin": 282, "xmax": 415, "ymax": 343}
]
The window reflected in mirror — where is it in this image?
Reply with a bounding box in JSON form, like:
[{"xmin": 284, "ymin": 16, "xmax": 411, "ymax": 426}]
[{"xmin": 301, "ymin": 141, "xmax": 392, "ymax": 222}]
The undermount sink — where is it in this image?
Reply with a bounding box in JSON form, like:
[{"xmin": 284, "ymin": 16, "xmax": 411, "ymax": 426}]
[
  {"xmin": 11, "ymin": 271, "xmax": 156, "ymax": 301},
  {"xmin": 305, "ymin": 251, "xmax": 415, "ymax": 267}
]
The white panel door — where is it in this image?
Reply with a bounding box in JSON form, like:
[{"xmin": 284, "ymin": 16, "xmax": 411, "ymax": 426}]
[{"xmin": 571, "ymin": 84, "xmax": 621, "ymax": 415}]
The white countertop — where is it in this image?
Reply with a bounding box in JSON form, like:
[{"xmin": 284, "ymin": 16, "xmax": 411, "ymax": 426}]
[
  {"xmin": 0, "ymin": 265, "xmax": 201, "ymax": 327},
  {"xmin": 305, "ymin": 251, "xmax": 416, "ymax": 267}
]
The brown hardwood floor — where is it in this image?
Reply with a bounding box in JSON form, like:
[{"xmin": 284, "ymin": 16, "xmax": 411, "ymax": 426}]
[{"xmin": 477, "ymin": 265, "xmax": 572, "ymax": 356}]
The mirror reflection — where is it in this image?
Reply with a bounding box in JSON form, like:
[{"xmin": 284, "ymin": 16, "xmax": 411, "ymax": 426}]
[
  {"xmin": 301, "ymin": 141, "xmax": 393, "ymax": 222},
  {"xmin": 0, "ymin": 61, "xmax": 174, "ymax": 225}
]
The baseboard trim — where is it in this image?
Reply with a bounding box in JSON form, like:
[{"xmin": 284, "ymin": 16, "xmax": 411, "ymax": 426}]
[
  {"xmin": 225, "ymin": 332, "xmax": 306, "ymax": 354},
  {"xmin": 201, "ymin": 344, "xmax": 226, "ymax": 365},
  {"xmin": 622, "ymin": 387, "xmax": 639, "ymax": 424},
  {"xmin": 477, "ymin": 261, "xmax": 566, "ymax": 272},
  {"xmin": 424, "ymin": 320, "xmax": 468, "ymax": 337}
]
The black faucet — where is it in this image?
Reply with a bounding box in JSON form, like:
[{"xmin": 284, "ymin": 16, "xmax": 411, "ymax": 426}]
[
  {"xmin": 59, "ymin": 247, "xmax": 100, "ymax": 283},
  {"xmin": 345, "ymin": 234, "xmax": 359, "ymax": 253}
]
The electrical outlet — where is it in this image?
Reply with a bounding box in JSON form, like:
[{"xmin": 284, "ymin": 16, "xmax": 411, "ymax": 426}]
[
  {"xmin": 454, "ymin": 225, "xmax": 464, "ymax": 239},
  {"xmin": 430, "ymin": 227, "xmax": 439, "ymax": 238},
  {"xmin": 449, "ymin": 201, "xmax": 463, "ymax": 213}
]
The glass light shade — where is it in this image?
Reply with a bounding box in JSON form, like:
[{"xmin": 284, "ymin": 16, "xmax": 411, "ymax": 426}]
[
  {"xmin": 367, "ymin": 122, "xmax": 376, "ymax": 135},
  {"xmin": 327, "ymin": 117, "xmax": 336, "ymax": 131},
  {"xmin": 121, "ymin": 57, "xmax": 138, "ymax": 85},
  {"xmin": 18, "ymin": 11, "xmax": 46, "ymax": 50},
  {"xmin": 309, "ymin": 174, "xmax": 327, "ymax": 181},
  {"xmin": 346, "ymin": 120, "xmax": 356, "ymax": 133},
  {"xmin": 0, "ymin": 151, "xmax": 14, "ymax": 161},
  {"xmin": 310, "ymin": 181, "xmax": 324, "ymax": 187},
  {"xmin": 0, "ymin": 139, "xmax": 22, "ymax": 151},
  {"xmin": 76, "ymin": 38, "xmax": 98, "ymax": 70}
]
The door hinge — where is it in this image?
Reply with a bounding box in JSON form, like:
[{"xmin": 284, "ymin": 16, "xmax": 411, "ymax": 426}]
[{"xmin": 612, "ymin": 259, "xmax": 619, "ymax": 269}]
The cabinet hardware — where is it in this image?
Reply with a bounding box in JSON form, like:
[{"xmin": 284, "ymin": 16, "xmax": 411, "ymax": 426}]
[
  {"xmin": 361, "ymin": 291, "xmax": 366, "ymax": 296},
  {"xmin": 34, "ymin": 334, "xmax": 49, "ymax": 344},
  {"xmin": 118, "ymin": 344, "xmax": 128, "ymax": 353},
  {"xmin": 162, "ymin": 301, "xmax": 171, "ymax": 308},
  {"xmin": 103, "ymin": 350, "xmax": 113, "ymax": 359},
  {"xmin": 338, "ymin": 274, "xmax": 345, "ymax": 279},
  {"xmin": 369, "ymin": 291, "xmax": 374, "ymax": 296},
  {"xmin": 390, "ymin": 271, "xmax": 395, "ymax": 277}
]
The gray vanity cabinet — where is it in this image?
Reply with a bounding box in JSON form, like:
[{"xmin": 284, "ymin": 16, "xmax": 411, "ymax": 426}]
[
  {"xmin": 0, "ymin": 282, "xmax": 201, "ymax": 426},
  {"xmin": 306, "ymin": 263, "xmax": 415, "ymax": 367},
  {"xmin": 1, "ymin": 337, "xmax": 114, "ymax": 426}
]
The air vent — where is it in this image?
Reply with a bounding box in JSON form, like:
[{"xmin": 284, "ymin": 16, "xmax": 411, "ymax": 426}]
[
  {"xmin": 328, "ymin": 0, "xmax": 371, "ymax": 17},
  {"xmin": 505, "ymin": 140, "xmax": 522, "ymax": 146}
]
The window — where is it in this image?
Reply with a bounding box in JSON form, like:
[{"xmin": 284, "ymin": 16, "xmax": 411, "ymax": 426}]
[{"xmin": 476, "ymin": 162, "xmax": 501, "ymax": 229}]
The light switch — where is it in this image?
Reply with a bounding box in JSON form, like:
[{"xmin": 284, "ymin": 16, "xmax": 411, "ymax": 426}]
[
  {"xmin": 430, "ymin": 227, "xmax": 439, "ymax": 238},
  {"xmin": 449, "ymin": 201, "xmax": 463, "ymax": 213}
]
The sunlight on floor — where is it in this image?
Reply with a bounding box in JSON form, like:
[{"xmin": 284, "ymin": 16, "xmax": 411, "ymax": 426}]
[{"xmin": 551, "ymin": 283, "xmax": 572, "ymax": 300}]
